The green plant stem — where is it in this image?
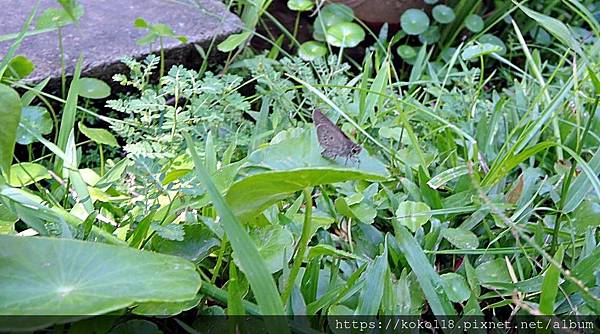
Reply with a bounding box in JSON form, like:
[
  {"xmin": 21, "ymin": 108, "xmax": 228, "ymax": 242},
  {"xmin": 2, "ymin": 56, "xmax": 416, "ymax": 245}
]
[
  {"xmin": 211, "ymin": 234, "xmax": 228, "ymax": 284},
  {"xmin": 159, "ymin": 37, "xmax": 165, "ymax": 78},
  {"xmin": 98, "ymin": 143, "xmax": 105, "ymax": 176},
  {"xmin": 281, "ymin": 187, "xmax": 313, "ymax": 304},
  {"xmin": 200, "ymin": 282, "xmax": 260, "ymax": 315},
  {"xmin": 58, "ymin": 27, "xmax": 66, "ymax": 98},
  {"xmin": 290, "ymin": 12, "xmax": 300, "ymax": 48}
]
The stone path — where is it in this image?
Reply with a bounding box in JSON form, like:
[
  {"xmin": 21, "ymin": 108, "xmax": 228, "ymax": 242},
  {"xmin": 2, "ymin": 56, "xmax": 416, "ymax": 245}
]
[{"xmin": 0, "ymin": 0, "xmax": 241, "ymax": 82}]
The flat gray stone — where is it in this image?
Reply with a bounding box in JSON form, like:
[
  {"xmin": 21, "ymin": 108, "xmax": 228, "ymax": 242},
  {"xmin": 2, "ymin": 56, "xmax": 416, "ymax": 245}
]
[{"xmin": 0, "ymin": 0, "xmax": 242, "ymax": 83}]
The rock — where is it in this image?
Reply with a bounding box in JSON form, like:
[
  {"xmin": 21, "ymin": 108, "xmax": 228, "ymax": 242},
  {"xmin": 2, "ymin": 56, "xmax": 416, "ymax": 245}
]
[{"xmin": 0, "ymin": 0, "xmax": 242, "ymax": 83}]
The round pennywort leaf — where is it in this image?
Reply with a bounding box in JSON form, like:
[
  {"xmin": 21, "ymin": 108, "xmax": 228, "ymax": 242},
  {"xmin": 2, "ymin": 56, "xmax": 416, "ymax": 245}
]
[
  {"xmin": 396, "ymin": 45, "xmax": 416, "ymax": 60},
  {"xmin": 325, "ymin": 22, "xmax": 365, "ymax": 48},
  {"xmin": 287, "ymin": 0, "xmax": 314, "ymax": 11},
  {"xmin": 465, "ymin": 14, "xmax": 484, "ymax": 32},
  {"xmin": 299, "ymin": 41, "xmax": 328, "ymax": 61},
  {"xmin": 419, "ymin": 25, "xmax": 440, "ymax": 44},
  {"xmin": 432, "ymin": 5, "xmax": 455, "ymax": 24},
  {"xmin": 400, "ymin": 9, "xmax": 430, "ymax": 35},
  {"xmin": 16, "ymin": 106, "xmax": 53, "ymax": 145},
  {"xmin": 78, "ymin": 78, "xmax": 111, "ymax": 99}
]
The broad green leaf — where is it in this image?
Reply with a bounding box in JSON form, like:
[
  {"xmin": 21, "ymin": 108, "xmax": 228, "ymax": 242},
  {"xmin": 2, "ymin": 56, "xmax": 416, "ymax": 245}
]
[
  {"xmin": 395, "ymin": 201, "xmax": 431, "ymax": 232},
  {"xmin": 440, "ymin": 273, "xmax": 470, "ymax": 303},
  {"xmin": 8, "ymin": 163, "xmax": 50, "ymax": 187},
  {"xmin": 217, "ymin": 32, "xmax": 252, "ymax": 52},
  {"xmin": 572, "ymin": 200, "xmax": 600, "ymax": 232},
  {"xmin": 441, "ymin": 228, "xmax": 479, "ymax": 249},
  {"xmin": 16, "ymin": 106, "xmax": 52, "ymax": 145},
  {"xmin": 392, "ymin": 223, "xmax": 456, "ymax": 315},
  {"xmin": 133, "ymin": 295, "xmax": 202, "ymax": 316},
  {"xmin": 0, "ymin": 203, "xmax": 17, "ymax": 234},
  {"xmin": 0, "ymin": 84, "xmax": 21, "ymax": 177},
  {"xmin": 78, "ymin": 78, "xmax": 111, "ymax": 99},
  {"xmin": 151, "ymin": 223, "xmax": 185, "ymax": 241},
  {"xmin": 78, "ymin": 122, "xmax": 118, "ymax": 147},
  {"xmin": 225, "ymin": 128, "xmax": 389, "ymax": 219},
  {"xmin": 240, "ymin": 224, "xmax": 294, "ymax": 273},
  {"xmin": 335, "ymin": 198, "xmax": 377, "ymax": 224},
  {"xmin": 184, "ymin": 133, "xmax": 288, "ymax": 324},
  {"xmin": 0, "ymin": 235, "xmax": 201, "ymax": 315},
  {"xmin": 4, "ymin": 55, "xmax": 34, "ymax": 80},
  {"xmin": 152, "ymin": 224, "xmax": 219, "ymax": 262},
  {"xmin": 475, "ymin": 259, "xmax": 511, "ymax": 289}
]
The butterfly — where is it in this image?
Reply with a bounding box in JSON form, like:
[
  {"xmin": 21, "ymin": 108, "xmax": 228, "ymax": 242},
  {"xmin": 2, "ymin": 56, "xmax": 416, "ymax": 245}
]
[{"xmin": 313, "ymin": 109, "xmax": 362, "ymax": 164}]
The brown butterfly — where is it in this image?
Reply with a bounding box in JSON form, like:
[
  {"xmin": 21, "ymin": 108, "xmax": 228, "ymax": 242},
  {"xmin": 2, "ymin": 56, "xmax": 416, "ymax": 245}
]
[{"xmin": 313, "ymin": 109, "xmax": 362, "ymax": 164}]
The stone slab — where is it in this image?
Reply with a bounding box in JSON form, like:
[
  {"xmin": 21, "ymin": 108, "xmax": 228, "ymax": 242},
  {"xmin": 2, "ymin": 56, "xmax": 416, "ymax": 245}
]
[{"xmin": 0, "ymin": 0, "xmax": 242, "ymax": 82}]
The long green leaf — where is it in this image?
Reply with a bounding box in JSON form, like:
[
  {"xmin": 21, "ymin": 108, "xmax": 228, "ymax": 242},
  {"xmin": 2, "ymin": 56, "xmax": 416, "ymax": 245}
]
[
  {"xmin": 564, "ymin": 148, "xmax": 600, "ymax": 213},
  {"xmin": 0, "ymin": 85, "xmax": 21, "ymax": 179},
  {"xmin": 54, "ymin": 54, "xmax": 83, "ymax": 173},
  {"xmin": 355, "ymin": 240, "xmax": 388, "ymax": 315},
  {"xmin": 539, "ymin": 245, "xmax": 565, "ymax": 314},
  {"xmin": 184, "ymin": 133, "xmax": 287, "ymax": 325},
  {"xmin": 392, "ymin": 222, "xmax": 456, "ymax": 315}
]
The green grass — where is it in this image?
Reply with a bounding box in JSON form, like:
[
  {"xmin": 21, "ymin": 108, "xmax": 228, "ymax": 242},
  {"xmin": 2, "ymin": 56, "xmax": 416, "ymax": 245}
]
[{"xmin": 0, "ymin": 0, "xmax": 599, "ymax": 331}]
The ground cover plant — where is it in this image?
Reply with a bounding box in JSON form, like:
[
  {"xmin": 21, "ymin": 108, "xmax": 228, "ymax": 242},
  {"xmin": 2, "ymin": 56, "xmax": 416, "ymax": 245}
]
[{"xmin": 0, "ymin": 0, "xmax": 600, "ymax": 332}]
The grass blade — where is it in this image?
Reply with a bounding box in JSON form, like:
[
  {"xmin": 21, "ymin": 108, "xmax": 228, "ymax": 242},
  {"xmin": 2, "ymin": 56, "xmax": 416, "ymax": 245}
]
[
  {"xmin": 539, "ymin": 245, "xmax": 565, "ymax": 315},
  {"xmin": 184, "ymin": 133, "xmax": 287, "ymax": 324},
  {"xmin": 54, "ymin": 54, "xmax": 83, "ymax": 173},
  {"xmin": 392, "ymin": 222, "xmax": 456, "ymax": 315}
]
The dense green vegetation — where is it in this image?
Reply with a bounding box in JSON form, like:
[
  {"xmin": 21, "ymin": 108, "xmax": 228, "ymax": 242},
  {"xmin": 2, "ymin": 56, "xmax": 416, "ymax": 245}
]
[{"xmin": 0, "ymin": 0, "xmax": 599, "ymax": 332}]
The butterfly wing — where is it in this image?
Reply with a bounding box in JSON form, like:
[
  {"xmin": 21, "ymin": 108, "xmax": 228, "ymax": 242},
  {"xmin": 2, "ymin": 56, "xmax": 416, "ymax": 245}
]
[{"xmin": 313, "ymin": 110, "xmax": 361, "ymax": 159}]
